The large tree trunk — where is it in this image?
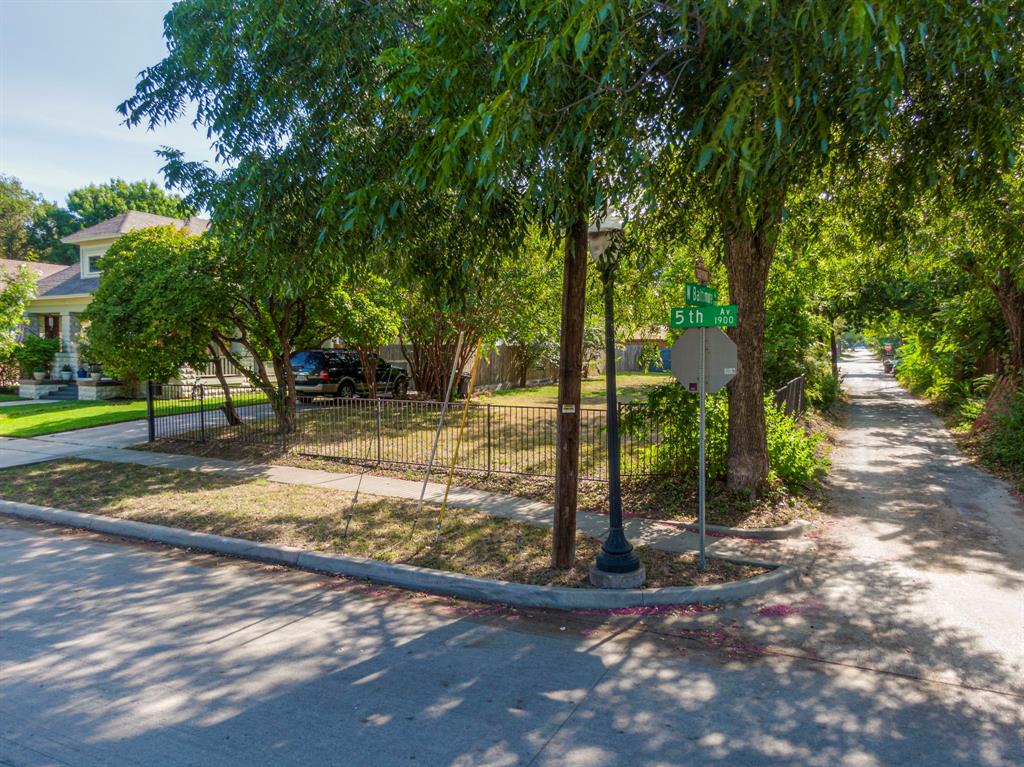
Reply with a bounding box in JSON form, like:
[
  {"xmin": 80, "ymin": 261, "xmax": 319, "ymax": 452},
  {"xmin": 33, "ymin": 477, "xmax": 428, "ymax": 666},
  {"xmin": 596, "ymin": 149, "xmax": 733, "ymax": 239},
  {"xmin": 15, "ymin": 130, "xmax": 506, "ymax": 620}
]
[
  {"xmin": 723, "ymin": 214, "xmax": 776, "ymax": 495},
  {"xmin": 992, "ymin": 267, "xmax": 1024, "ymax": 375},
  {"xmin": 553, "ymin": 218, "xmax": 588, "ymax": 569}
]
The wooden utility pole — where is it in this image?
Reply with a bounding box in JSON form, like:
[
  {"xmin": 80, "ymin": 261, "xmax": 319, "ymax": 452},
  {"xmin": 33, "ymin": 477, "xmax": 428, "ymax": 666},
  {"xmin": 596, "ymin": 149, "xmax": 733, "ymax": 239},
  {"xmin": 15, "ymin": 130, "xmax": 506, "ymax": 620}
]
[{"xmin": 553, "ymin": 218, "xmax": 589, "ymax": 568}]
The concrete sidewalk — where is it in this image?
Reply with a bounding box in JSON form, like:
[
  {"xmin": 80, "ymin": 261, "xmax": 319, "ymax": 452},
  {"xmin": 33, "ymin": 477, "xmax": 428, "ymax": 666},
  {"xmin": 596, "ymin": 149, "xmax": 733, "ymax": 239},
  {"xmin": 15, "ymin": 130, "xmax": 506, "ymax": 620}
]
[{"xmin": 0, "ymin": 426, "xmax": 812, "ymax": 564}]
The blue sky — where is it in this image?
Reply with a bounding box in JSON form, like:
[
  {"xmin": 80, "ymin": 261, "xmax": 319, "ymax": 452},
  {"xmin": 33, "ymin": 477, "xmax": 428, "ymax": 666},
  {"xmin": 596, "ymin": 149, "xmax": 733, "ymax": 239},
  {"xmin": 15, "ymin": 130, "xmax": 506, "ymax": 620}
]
[{"xmin": 0, "ymin": 0, "xmax": 217, "ymax": 204}]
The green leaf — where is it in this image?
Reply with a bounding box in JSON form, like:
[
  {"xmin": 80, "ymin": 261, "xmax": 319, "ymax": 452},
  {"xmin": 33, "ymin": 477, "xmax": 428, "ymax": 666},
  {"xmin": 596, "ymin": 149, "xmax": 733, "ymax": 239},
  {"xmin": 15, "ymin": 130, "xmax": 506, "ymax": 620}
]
[
  {"xmin": 696, "ymin": 146, "xmax": 715, "ymax": 172},
  {"xmin": 574, "ymin": 29, "xmax": 591, "ymax": 60}
]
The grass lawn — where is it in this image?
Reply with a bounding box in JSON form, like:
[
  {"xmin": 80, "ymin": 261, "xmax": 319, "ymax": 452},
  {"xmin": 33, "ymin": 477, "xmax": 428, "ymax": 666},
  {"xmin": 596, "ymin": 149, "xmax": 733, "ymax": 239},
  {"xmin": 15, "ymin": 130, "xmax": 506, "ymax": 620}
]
[
  {"xmin": 484, "ymin": 372, "xmax": 672, "ymax": 406},
  {"xmin": 0, "ymin": 394, "xmax": 21, "ymax": 402},
  {"xmin": 0, "ymin": 459, "xmax": 766, "ymax": 588},
  {"xmin": 0, "ymin": 392, "xmax": 267, "ymax": 438},
  {"xmin": 0, "ymin": 400, "xmax": 152, "ymax": 438}
]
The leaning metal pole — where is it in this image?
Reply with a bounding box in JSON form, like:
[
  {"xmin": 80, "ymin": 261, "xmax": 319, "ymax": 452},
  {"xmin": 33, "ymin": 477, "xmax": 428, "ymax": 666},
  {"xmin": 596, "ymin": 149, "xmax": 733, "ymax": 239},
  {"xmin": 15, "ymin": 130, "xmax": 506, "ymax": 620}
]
[{"xmin": 411, "ymin": 330, "xmax": 465, "ymax": 533}]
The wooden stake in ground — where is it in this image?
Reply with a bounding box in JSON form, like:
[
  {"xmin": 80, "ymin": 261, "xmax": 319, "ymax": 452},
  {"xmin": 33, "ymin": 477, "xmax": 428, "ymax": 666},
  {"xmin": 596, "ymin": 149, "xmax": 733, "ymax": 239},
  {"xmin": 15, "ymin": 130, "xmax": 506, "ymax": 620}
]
[
  {"xmin": 411, "ymin": 331, "xmax": 465, "ymax": 533},
  {"xmin": 436, "ymin": 338, "xmax": 484, "ymax": 541}
]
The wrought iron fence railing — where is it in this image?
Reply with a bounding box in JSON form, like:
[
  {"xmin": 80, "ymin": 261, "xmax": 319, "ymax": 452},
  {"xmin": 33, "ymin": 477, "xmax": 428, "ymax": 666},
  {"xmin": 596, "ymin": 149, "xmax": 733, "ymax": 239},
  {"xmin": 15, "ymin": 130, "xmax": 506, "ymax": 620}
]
[{"xmin": 146, "ymin": 382, "xmax": 667, "ymax": 481}]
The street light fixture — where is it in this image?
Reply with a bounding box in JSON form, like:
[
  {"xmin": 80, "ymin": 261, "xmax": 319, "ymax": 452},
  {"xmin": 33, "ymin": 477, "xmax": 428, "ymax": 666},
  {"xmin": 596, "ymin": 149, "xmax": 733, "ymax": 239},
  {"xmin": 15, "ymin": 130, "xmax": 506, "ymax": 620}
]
[{"xmin": 587, "ymin": 213, "xmax": 644, "ymax": 588}]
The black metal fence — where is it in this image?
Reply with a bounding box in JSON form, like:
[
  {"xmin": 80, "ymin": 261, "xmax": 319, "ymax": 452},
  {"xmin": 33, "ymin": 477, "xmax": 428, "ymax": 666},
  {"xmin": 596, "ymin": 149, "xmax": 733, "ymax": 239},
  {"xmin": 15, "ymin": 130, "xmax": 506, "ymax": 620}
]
[
  {"xmin": 146, "ymin": 382, "xmax": 667, "ymax": 481},
  {"xmin": 773, "ymin": 375, "xmax": 806, "ymax": 417}
]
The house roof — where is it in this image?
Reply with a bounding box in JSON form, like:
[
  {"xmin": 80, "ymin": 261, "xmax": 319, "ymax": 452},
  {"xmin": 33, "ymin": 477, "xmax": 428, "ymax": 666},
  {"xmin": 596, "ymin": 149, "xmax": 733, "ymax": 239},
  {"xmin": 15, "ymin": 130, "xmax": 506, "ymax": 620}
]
[
  {"xmin": 0, "ymin": 259, "xmax": 66, "ymax": 283},
  {"xmin": 61, "ymin": 210, "xmax": 210, "ymax": 244},
  {"xmin": 35, "ymin": 265, "xmax": 100, "ymax": 298}
]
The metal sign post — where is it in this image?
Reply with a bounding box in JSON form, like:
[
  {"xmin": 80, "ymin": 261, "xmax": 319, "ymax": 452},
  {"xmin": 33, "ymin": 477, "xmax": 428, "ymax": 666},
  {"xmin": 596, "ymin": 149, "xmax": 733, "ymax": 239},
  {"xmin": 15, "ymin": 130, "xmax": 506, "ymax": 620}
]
[
  {"xmin": 698, "ymin": 326, "xmax": 706, "ymax": 571},
  {"xmin": 670, "ymin": 321, "xmax": 739, "ymax": 573}
]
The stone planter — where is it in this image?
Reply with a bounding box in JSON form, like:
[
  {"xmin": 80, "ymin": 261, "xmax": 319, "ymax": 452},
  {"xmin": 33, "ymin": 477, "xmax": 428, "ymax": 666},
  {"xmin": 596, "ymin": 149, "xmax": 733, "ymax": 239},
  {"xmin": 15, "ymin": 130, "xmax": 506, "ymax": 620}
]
[
  {"xmin": 77, "ymin": 379, "xmax": 126, "ymax": 401},
  {"xmin": 32, "ymin": 371, "xmax": 45, "ymax": 381},
  {"xmin": 19, "ymin": 380, "xmax": 64, "ymax": 399},
  {"xmin": 90, "ymin": 372, "xmax": 102, "ymax": 382},
  {"xmin": 60, "ymin": 371, "xmax": 74, "ymax": 382}
]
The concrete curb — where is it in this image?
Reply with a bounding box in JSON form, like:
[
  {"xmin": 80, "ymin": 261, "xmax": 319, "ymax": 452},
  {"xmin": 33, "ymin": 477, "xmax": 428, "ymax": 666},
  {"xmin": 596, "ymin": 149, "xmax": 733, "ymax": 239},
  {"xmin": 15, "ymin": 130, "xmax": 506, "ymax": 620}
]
[
  {"xmin": 0, "ymin": 499, "xmax": 798, "ymax": 610},
  {"xmin": 675, "ymin": 517, "xmax": 814, "ymax": 540}
]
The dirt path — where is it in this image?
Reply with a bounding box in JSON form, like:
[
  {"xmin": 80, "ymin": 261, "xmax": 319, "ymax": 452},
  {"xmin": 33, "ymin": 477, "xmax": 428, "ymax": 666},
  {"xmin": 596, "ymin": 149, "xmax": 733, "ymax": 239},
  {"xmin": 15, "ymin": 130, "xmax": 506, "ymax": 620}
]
[{"xmin": 784, "ymin": 349, "xmax": 1024, "ymax": 693}]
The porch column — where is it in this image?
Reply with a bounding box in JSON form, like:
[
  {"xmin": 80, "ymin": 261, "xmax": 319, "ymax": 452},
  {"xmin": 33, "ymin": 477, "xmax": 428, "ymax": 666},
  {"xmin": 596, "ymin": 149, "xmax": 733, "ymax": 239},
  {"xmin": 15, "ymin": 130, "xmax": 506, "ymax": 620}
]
[
  {"xmin": 67, "ymin": 313, "xmax": 82, "ymax": 368},
  {"xmin": 59, "ymin": 311, "xmax": 73, "ymax": 374}
]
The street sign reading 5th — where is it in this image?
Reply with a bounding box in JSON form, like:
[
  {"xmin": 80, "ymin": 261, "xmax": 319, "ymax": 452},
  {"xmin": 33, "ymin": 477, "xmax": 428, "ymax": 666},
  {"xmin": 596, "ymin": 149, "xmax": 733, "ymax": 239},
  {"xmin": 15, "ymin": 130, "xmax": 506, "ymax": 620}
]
[{"xmin": 669, "ymin": 304, "xmax": 738, "ymax": 329}]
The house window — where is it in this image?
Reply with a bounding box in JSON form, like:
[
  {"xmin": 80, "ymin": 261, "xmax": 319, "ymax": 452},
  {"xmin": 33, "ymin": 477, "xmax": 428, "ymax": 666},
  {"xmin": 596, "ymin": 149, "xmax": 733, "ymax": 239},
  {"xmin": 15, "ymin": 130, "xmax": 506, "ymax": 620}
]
[{"xmin": 82, "ymin": 244, "xmax": 109, "ymax": 277}]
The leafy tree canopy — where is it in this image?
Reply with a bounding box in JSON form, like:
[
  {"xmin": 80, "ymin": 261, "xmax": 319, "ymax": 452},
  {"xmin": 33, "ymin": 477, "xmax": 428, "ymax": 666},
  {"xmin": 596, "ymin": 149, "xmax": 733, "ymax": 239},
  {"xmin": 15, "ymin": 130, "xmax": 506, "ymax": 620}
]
[
  {"xmin": 0, "ymin": 266, "xmax": 37, "ymax": 358},
  {"xmin": 66, "ymin": 179, "xmax": 193, "ymax": 229}
]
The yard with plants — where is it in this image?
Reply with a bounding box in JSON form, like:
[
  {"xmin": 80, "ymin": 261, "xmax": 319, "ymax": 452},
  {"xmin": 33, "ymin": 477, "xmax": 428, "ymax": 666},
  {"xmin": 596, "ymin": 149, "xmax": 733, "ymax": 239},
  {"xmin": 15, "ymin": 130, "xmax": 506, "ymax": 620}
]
[
  {"xmin": 142, "ymin": 371, "xmax": 833, "ymax": 530},
  {"xmin": 0, "ymin": 459, "xmax": 765, "ymax": 588}
]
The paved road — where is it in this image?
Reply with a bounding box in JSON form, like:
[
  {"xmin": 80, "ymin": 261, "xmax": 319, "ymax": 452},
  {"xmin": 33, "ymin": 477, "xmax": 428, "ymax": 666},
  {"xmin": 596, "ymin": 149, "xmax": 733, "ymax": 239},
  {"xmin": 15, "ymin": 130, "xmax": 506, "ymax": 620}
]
[{"xmin": 1, "ymin": 518, "xmax": 1021, "ymax": 766}]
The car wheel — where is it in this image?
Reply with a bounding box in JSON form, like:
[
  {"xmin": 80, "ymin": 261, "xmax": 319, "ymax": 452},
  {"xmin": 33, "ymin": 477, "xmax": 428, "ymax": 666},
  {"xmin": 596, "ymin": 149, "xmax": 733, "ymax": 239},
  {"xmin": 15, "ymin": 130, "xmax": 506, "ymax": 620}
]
[
  {"xmin": 395, "ymin": 380, "xmax": 409, "ymax": 399},
  {"xmin": 338, "ymin": 382, "xmax": 356, "ymax": 399}
]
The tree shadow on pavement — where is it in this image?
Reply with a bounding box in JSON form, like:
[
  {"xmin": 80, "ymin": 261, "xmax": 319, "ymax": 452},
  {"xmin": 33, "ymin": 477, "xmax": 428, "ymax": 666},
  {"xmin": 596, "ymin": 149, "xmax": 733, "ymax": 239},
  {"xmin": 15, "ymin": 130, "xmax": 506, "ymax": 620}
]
[{"xmin": 1, "ymin": 518, "xmax": 1021, "ymax": 767}]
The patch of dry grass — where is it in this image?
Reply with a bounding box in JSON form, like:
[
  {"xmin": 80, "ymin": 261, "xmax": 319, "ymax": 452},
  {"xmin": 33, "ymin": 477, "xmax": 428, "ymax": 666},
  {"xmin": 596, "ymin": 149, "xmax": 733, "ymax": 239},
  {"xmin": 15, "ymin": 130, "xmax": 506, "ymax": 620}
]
[
  {"xmin": 0, "ymin": 459, "xmax": 764, "ymax": 588},
  {"xmin": 139, "ymin": 438, "xmax": 820, "ymax": 530}
]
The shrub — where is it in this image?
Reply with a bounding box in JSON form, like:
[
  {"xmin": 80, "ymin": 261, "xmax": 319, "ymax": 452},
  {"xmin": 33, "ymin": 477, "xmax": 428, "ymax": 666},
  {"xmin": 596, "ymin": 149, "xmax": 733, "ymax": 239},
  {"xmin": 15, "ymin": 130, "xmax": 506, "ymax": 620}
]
[
  {"xmin": 622, "ymin": 384, "xmax": 729, "ymax": 480},
  {"xmin": 811, "ymin": 373, "xmax": 842, "ymax": 411},
  {"xmin": 13, "ymin": 336, "xmax": 59, "ymax": 377},
  {"xmin": 984, "ymin": 389, "xmax": 1024, "ymax": 473},
  {"xmin": 765, "ymin": 405, "xmax": 824, "ymax": 487},
  {"xmin": 623, "ymin": 383, "xmax": 824, "ymax": 490}
]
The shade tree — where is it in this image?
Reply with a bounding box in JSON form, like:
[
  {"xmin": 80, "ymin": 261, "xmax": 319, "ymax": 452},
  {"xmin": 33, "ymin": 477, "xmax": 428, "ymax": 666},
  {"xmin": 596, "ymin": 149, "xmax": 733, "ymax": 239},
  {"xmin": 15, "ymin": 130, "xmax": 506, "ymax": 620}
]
[
  {"xmin": 644, "ymin": 0, "xmax": 1021, "ymax": 492},
  {"xmin": 389, "ymin": 0, "xmax": 668, "ymax": 567}
]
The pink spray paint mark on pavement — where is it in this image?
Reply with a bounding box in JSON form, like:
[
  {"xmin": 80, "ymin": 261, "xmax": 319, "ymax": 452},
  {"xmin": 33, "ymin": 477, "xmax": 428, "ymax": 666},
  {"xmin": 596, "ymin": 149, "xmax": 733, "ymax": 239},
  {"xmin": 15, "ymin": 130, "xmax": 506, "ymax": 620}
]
[
  {"xmin": 756, "ymin": 597, "xmax": 825, "ymax": 618},
  {"xmin": 573, "ymin": 603, "xmax": 719, "ymax": 618}
]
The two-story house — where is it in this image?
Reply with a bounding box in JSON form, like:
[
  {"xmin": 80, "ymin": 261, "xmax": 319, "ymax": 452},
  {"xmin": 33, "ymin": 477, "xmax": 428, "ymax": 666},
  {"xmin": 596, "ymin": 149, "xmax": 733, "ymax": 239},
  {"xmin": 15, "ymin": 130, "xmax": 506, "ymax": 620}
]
[{"xmin": 27, "ymin": 211, "xmax": 210, "ymax": 372}]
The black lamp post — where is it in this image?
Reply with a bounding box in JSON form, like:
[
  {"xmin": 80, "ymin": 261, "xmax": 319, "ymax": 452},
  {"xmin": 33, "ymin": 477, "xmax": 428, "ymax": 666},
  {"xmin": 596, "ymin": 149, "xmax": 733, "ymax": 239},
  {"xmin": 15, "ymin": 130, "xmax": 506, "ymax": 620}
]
[{"xmin": 588, "ymin": 214, "xmax": 643, "ymax": 587}]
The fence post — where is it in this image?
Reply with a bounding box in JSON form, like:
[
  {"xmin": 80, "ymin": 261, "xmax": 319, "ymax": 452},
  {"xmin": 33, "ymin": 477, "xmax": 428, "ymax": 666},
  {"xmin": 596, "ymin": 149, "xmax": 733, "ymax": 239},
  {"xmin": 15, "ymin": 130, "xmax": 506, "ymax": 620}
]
[
  {"xmin": 486, "ymin": 403, "xmax": 492, "ymax": 474},
  {"xmin": 199, "ymin": 383, "xmax": 206, "ymax": 442},
  {"xmin": 146, "ymin": 380, "xmax": 155, "ymax": 442},
  {"xmin": 376, "ymin": 398, "xmax": 382, "ymax": 465}
]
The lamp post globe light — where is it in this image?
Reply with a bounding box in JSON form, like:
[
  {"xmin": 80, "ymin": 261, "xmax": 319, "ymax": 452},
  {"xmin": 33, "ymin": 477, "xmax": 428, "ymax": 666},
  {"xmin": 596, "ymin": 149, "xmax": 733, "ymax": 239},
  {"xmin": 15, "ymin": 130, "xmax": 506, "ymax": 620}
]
[{"xmin": 587, "ymin": 213, "xmax": 645, "ymax": 589}]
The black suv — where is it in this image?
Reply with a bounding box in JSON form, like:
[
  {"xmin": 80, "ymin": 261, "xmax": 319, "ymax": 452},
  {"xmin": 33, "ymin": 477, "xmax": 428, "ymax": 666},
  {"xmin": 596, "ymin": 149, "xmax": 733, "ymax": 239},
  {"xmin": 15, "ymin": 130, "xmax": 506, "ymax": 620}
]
[{"xmin": 290, "ymin": 349, "xmax": 410, "ymax": 400}]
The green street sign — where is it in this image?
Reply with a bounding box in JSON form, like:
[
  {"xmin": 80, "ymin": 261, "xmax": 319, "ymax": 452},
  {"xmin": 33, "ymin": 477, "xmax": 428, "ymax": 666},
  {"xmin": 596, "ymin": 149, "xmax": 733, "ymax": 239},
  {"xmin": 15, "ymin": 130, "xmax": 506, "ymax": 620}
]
[
  {"xmin": 685, "ymin": 283, "xmax": 718, "ymax": 307},
  {"xmin": 670, "ymin": 304, "xmax": 739, "ymax": 329}
]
